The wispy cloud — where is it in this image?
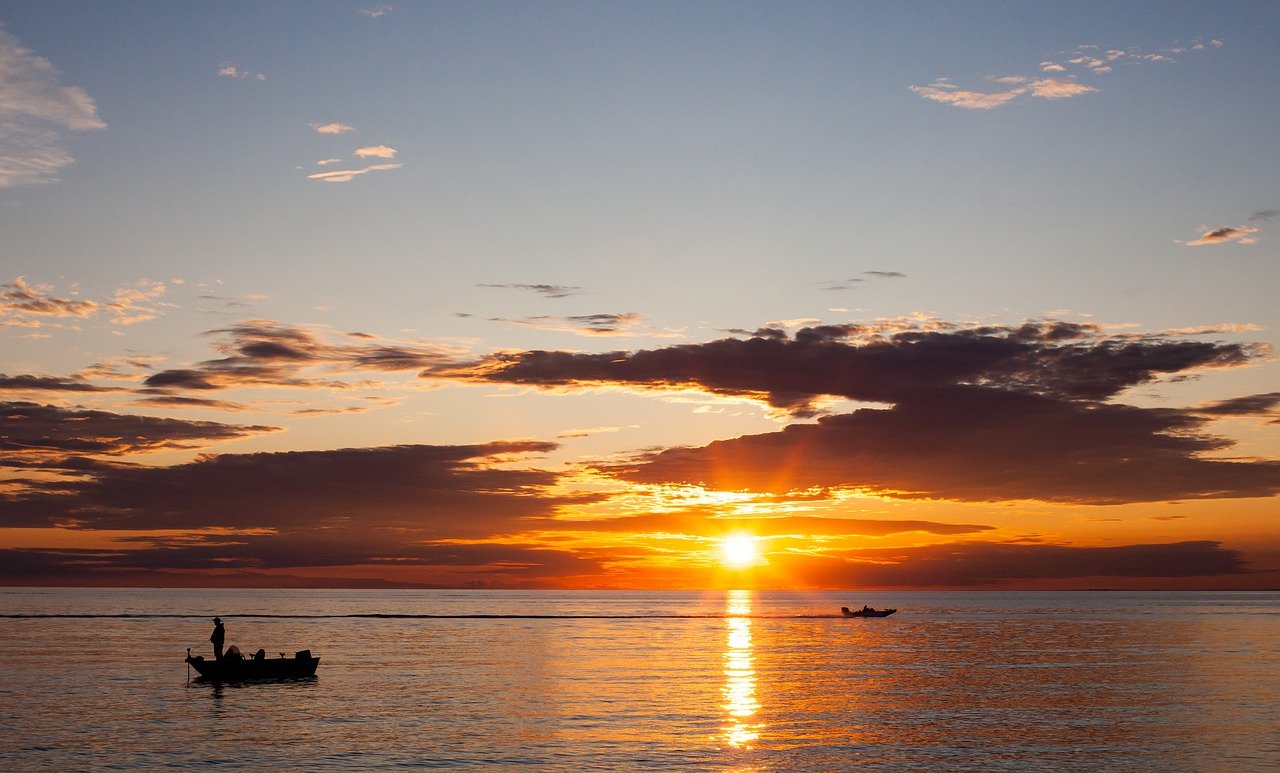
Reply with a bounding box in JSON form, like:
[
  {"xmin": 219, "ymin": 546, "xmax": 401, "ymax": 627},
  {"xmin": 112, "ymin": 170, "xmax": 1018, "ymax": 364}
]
[
  {"xmin": 0, "ymin": 28, "xmax": 106, "ymax": 187},
  {"xmin": 307, "ymin": 163, "xmax": 402, "ymax": 183},
  {"xmin": 360, "ymin": 5, "xmax": 394, "ymax": 18},
  {"xmin": 315, "ymin": 158, "xmax": 343, "ymax": 166},
  {"xmin": 1, "ymin": 277, "xmax": 97, "ymax": 319},
  {"xmin": 1182, "ymin": 225, "xmax": 1259, "ymax": 247},
  {"xmin": 909, "ymin": 79, "xmax": 1025, "ymax": 110},
  {"xmin": 1, "ymin": 277, "xmax": 172, "ymax": 331},
  {"xmin": 141, "ymin": 320, "xmax": 463, "ymax": 394},
  {"xmin": 478, "ymin": 283, "xmax": 586, "ymax": 299},
  {"xmin": 355, "ymin": 145, "xmax": 397, "ymax": 159},
  {"xmin": 491, "ymin": 313, "xmax": 647, "ymax": 336},
  {"xmin": 1028, "ymin": 77, "xmax": 1097, "ymax": 99},
  {"xmin": 1247, "ymin": 209, "xmax": 1278, "ymax": 223},
  {"xmin": 914, "ymin": 37, "xmax": 1219, "ymax": 110},
  {"xmin": 820, "ymin": 271, "xmax": 906, "ymax": 290},
  {"xmin": 312, "ymin": 122, "xmax": 355, "ymax": 134},
  {"xmin": 218, "ymin": 63, "xmax": 265, "ymax": 81},
  {"xmin": 105, "ymin": 280, "xmax": 170, "ymax": 325}
]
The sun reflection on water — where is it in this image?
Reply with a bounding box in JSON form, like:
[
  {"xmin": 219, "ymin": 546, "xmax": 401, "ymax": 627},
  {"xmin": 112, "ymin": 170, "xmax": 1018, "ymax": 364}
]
[{"xmin": 722, "ymin": 589, "xmax": 763, "ymax": 748}]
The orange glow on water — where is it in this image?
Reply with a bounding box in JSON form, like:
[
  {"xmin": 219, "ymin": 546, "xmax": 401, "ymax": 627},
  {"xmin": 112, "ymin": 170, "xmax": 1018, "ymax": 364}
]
[{"xmin": 721, "ymin": 589, "xmax": 763, "ymax": 748}]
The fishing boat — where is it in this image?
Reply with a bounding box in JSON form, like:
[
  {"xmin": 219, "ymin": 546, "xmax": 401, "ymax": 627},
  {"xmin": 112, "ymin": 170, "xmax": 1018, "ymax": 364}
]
[
  {"xmin": 186, "ymin": 647, "xmax": 319, "ymax": 680},
  {"xmin": 841, "ymin": 606, "xmax": 897, "ymax": 618}
]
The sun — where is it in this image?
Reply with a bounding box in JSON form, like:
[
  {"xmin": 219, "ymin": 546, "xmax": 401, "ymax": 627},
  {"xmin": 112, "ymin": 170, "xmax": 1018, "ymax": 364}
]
[{"xmin": 721, "ymin": 534, "xmax": 759, "ymax": 568}]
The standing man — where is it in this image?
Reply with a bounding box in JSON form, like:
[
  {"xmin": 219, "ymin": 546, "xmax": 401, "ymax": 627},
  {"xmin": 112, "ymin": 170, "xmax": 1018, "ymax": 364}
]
[{"xmin": 210, "ymin": 617, "xmax": 225, "ymax": 661}]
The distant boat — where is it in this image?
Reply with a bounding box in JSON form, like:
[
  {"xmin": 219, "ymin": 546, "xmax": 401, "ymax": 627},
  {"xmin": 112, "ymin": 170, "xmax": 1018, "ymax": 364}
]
[
  {"xmin": 841, "ymin": 606, "xmax": 897, "ymax": 618},
  {"xmin": 186, "ymin": 647, "xmax": 319, "ymax": 680}
]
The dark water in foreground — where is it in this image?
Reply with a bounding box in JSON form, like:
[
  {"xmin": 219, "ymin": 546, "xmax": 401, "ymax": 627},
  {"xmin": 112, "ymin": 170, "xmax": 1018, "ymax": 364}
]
[{"xmin": 1, "ymin": 589, "xmax": 1277, "ymax": 771}]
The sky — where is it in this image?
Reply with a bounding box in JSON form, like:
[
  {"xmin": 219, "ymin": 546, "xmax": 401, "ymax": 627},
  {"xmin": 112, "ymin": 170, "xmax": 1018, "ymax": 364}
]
[{"xmin": 1, "ymin": 1, "xmax": 1278, "ymax": 589}]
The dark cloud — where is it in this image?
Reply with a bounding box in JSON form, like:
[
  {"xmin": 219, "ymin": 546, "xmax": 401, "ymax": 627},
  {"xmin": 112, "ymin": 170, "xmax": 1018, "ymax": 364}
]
[
  {"xmin": 0, "ymin": 441, "xmax": 591, "ymax": 533},
  {"xmin": 0, "ymin": 539, "xmax": 602, "ymax": 582},
  {"xmin": 790, "ymin": 540, "xmax": 1251, "ymax": 587},
  {"xmin": 477, "ymin": 283, "xmax": 584, "ymax": 299},
  {"xmin": 142, "ymin": 320, "xmax": 456, "ymax": 393},
  {"xmin": 1247, "ymin": 209, "xmax": 1279, "ymax": 223},
  {"xmin": 134, "ymin": 395, "xmax": 248, "ymax": 411},
  {"xmin": 426, "ymin": 321, "xmax": 1255, "ymax": 414},
  {"xmin": 1195, "ymin": 392, "xmax": 1280, "ymax": 419},
  {"xmin": 0, "ymin": 402, "xmax": 277, "ymax": 466},
  {"xmin": 820, "ymin": 272, "xmax": 905, "ymax": 290},
  {"xmin": 1185, "ymin": 225, "xmax": 1258, "ymax": 246},
  {"xmin": 490, "ymin": 313, "xmax": 643, "ymax": 336},
  {"xmin": 0, "ymin": 374, "xmax": 116, "ymax": 392},
  {"xmin": 548, "ymin": 511, "xmax": 994, "ymax": 537},
  {"xmin": 600, "ymin": 386, "xmax": 1280, "ymax": 504}
]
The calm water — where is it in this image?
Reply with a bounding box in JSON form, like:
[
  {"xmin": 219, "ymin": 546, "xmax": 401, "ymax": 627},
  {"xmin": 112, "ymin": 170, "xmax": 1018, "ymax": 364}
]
[{"xmin": 1, "ymin": 589, "xmax": 1277, "ymax": 771}]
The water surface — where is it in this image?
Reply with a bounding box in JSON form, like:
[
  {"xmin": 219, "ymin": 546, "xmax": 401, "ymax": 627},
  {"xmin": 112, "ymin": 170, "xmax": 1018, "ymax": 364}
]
[{"xmin": 1, "ymin": 589, "xmax": 1276, "ymax": 771}]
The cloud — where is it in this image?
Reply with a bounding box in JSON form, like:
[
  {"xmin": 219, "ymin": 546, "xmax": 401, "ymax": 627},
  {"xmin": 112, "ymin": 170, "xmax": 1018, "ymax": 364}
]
[
  {"xmin": 355, "ymin": 145, "xmax": 396, "ymax": 158},
  {"xmin": 820, "ymin": 271, "xmax": 906, "ymax": 290},
  {"xmin": 312, "ymin": 122, "xmax": 355, "ymax": 134},
  {"xmin": 306, "ymin": 163, "xmax": 402, "ymax": 183},
  {"xmin": 491, "ymin": 313, "xmax": 646, "ymax": 336},
  {"xmin": 427, "ymin": 320, "xmax": 1277, "ymax": 504},
  {"xmin": 789, "ymin": 541, "xmax": 1251, "ymax": 587},
  {"xmin": 920, "ymin": 37, "xmax": 1219, "ymax": 111},
  {"xmin": 427, "ymin": 320, "xmax": 1256, "ymax": 415},
  {"xmin": 1, "ymin": 277, "xmax": 97, "ymax": 318},
  {"xmin": 315, "ymin": 158, "xmax": 343, "ymax": 166},
  {"xmin": 0, "ymin": 29, "xmax": 106, "ymax": 188},
  {"xmin": 217, "ymin": 63, "xmax": 264, "ymax": 81},
  {"xmin": 908, "ymin": 79, "xmax": 1026, "ymax": 110},
  {"xmin": 0, "ymin": 440, "xmax": 578, "ymax": 534},
  {"xmin": 478, "ymin": 283, "xmax": 586, "ymax": 299},
  {"xmin": 555, "ymin": 425, "xmax": 626, "ymax": 439},
  {"xmin": 600, "ymin": 386, "xmax": 1280, "ymax": 504},
  {"xmin": 360, "ymin": 5, "xmax": 394, "ymax": 18},
  {"xmin": 1, "ymin": 277, "xmax": 170, "ymax": 330},
  {"xmin": 1184, "ymin": 225, "xmax": 1258, "ymax": 246},
  {"xmin": 0, "ymin": 540, "xmax": 603, "ymax": 586},
  {"xmin": 105, "ymin": 279, "xmax": 168, "ymax": 325},
  {"xmin": 141, "ymin": 320, "xmax": 462, "ymax": 393},
  {"xmin": 549, "ymin": 511, "xmax": 994, "ymax": 538},
  {"xmin": 133, "ymin": 395, "xmax": 249, "ymax": 411},
  {"xmin": 1247, "ymin": 209, "xmax": 1279, "ymax": 223},
  {"xmin": 0, "ymin": 374, "xmax": 117, "ymax": 393},
  {"xmin": 1027, "ymin": 77, "xmax": 1097, "ymax": 99},
  {"xmin": 0, "ymin": 401, "xmax": 277, "ymax": 471},
  {"xmin": 1194, "ymin": 392, "xmax": 1280, "ymax": 422}
]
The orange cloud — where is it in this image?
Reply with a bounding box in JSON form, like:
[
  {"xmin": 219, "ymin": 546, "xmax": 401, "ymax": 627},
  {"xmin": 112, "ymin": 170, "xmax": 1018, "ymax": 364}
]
[
  {"xmin": 355, "ymin": 145, "xmax": 397, "ymax": 159},
  {"xmin": 307, "ymin": 163, "xmax": 402, "ymax": 182},
  {"xmin": 1185, "ymin": 225, "xmax": 1259, "ymax": 246}
]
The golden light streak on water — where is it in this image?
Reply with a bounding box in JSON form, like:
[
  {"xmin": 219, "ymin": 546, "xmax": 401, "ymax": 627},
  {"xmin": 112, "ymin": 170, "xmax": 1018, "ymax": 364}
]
[{"xmin": 721, "ymin": 589, "xmax": 763, "ymax": 748}]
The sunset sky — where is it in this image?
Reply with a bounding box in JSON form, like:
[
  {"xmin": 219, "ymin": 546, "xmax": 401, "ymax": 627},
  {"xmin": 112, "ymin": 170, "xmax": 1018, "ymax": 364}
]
[{"xmin": 2, "ymin": 1, "xmax": 1278, "ymax": 589}]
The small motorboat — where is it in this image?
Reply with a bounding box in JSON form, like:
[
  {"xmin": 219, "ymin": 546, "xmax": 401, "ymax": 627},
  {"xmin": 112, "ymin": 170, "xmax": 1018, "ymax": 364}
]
[
  {"xmin": 186, "ymin": 647, "xmax": 319, "ymax": 681},
  {"xmin": 841, "ymin": 606, "xmax": 897, "ymax": 618}
]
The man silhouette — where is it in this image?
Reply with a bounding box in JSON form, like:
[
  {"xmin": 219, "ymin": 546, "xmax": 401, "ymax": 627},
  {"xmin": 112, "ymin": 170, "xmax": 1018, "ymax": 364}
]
[{"xmin": 210, "ymin": 617, "xmax": 225, "ymax": 661}]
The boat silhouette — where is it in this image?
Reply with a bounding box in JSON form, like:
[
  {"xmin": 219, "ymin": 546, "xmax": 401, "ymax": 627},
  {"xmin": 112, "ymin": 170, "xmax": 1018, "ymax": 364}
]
[
  {"xmin": 841, "ymin": 606, "xmax": 897, "ymax": 618},
  {"xmin": 186, "ymin": 647, "xmax": 319, "ymax": 681}
]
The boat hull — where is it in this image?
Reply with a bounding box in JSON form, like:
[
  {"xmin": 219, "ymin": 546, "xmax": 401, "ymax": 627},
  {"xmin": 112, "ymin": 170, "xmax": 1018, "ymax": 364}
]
[
  {"xmin": 841, "ymin": 608, "xmax": 897, "ymax": 618},
  {"xmin": 186, "ymin": 654, "xmax": 319, "ymax": 681}
]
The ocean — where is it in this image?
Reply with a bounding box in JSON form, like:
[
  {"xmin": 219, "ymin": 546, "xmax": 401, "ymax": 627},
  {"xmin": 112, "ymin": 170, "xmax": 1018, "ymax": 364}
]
[{"xmin": 1, "ymin": 588, "xmax": 1277, "ymax": 771}]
